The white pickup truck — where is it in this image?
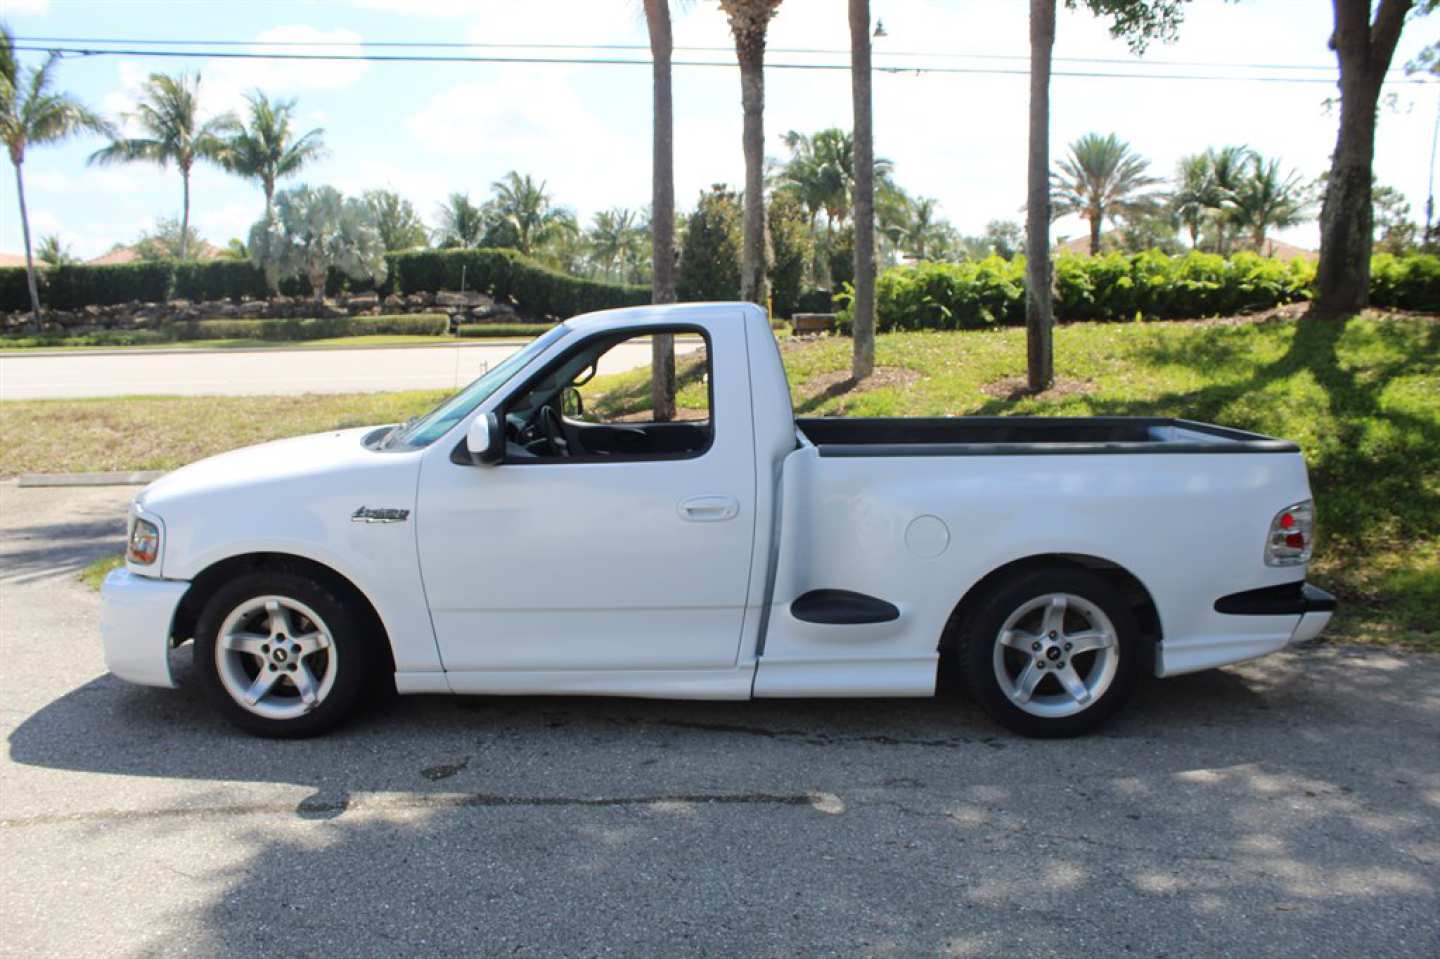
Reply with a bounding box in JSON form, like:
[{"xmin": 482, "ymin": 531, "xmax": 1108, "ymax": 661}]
[{"xmin": 102, "ymin": 302, "xmax": 1334, "ymax": 738}]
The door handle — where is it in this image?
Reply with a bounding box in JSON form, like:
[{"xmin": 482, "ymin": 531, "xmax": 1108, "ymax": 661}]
[{"xmin": 678, "ymin": 495, "xmax": 740, "ymax": 522}]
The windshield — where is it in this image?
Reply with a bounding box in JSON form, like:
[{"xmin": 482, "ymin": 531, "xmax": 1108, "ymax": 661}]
[{"xmin": 384, "ymin": 324, "xmax": 569, "ymax": 449}]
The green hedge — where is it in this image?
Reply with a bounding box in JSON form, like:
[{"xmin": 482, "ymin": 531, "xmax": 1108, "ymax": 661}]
[
  {"xmin": 848, "ymin": 252, "xmax": 1439, "ymax": 332},
  {"xmin": 386, "ymin": 248, "xmax": 649, "ymax": 319},
  {"xmin": 454, "ymin": 322, "xmax": 559, "ymax": 338},
  {"xmin": 1370, "ymin": 253, "xmax": 1440, "ymax": 311},
  {"xmin": 172, "ymin": 260, "xmax": 269, "ymax": 302},
  {"xmin": 183, "ymin": 314, "xmax": 449, "ymax": 341},
  {"xmin": 0, "ymin": 248, "xmax": 646, "ymax": 318}
]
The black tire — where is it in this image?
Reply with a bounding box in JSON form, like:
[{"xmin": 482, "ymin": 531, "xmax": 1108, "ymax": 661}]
[
  {"xmin": 193, "ymin": 570, "xmax": 377, "ymax": 738},
  {"xmin": 955, "ymin": 567, "xmax": 1141, "ymax": 738}
]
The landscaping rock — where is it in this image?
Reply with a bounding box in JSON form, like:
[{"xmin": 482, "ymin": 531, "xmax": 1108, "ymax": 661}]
[{"xmin": 236, "ymin": 301, "xmax": 267, "ymax": 318}]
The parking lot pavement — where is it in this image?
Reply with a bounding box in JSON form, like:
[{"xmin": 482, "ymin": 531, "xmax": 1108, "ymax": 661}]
[{"xmin": 1, "ymin": 482, "xmax": 1437, "ymax": 958}]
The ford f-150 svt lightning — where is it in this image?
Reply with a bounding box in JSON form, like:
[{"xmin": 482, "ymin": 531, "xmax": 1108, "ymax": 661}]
[{"xmin": 102, "ymin": 302, "xmax": 1335, "ymax": 738}]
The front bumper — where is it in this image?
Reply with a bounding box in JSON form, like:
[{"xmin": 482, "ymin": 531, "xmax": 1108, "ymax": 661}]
[{"xmin": 100, "ymin": 568, "xmax": 190, "ymax": 688}]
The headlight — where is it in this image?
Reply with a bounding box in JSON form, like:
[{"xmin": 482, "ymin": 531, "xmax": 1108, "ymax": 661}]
[{"xmin": 127, "ymin": 518, "xmax": 160, "ymax": 566}]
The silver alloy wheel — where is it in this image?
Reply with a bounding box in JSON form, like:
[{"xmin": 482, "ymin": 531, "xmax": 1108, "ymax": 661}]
[
  {"xmin": 215, "ymin": 595, "xmax": 339, "ymax": 721},
  {"xmin": 991, "ymin": 592, "xmax": 1119, "ymax": 719}
]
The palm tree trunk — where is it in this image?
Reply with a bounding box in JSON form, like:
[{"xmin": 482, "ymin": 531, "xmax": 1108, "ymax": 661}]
[
  {"xmin": 849, "ymin": 0, "xmax": 876, "ymax": 381},
  {"xmin": 737, "ymin": 39, "xmax": 767, "ymax": 305},
  {"xmin": 1087, "ymin": 213, "xmax": 1101, "ymax": 256},
  {"xmin": 1025, "ymin": 0, "xmax": 1056, "ymax": 392},
  {"xmin": 179, "ymin": 164, "xmax": 191, "ymax": 261},
  {"xmin": 645, "ymin": 0, "xmax": 677, "ymax": 422},
  {"xmin": 1313, "ymin": 0, "xmax": 1410, "ymax": 316},
  {"xmin": 14, "ymin": 160, "xmax": 43, "ymax": 331},
  {"xmin": 264, "ymin": 177, "xmax": 275, "ymax": 221}
]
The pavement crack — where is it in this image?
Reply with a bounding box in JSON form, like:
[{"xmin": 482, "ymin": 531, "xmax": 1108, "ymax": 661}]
[{"xmin": 0, "ymin": 790, "xmax": 821, "ymax": 828}]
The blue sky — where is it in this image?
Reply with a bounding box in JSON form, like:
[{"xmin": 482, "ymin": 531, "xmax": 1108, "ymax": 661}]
[{"xmin": 1, "ymin": 0, "xmax": 1435, "ymax": 260}]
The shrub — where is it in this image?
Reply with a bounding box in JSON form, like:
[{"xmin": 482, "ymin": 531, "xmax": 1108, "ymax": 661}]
[
  {"xmin": 0, "ymin": 267, "xmax": 33, "ymax": 313},
  {"xmin": 768, "ymin": 192, "xmax": 813, "ymax": 318},
  {"xmin": 849, "ymin": 257, "xmax": 1025, "ymax": 333},
  {"xmin": 0, "ymin": 328, "xmax": 177, "ymax": 349},
  {"xmin": 795, "ymin": 288, "xmax": 833, "ymax": 314},
  {"xmin": 454, "ymin": 322, "xmax": 558, "ymax": 338},
  {"xmin": 183, "ymin": 314, "xmax": 449, "ymax": 341},
  {"xmin": 46, "ymin": 260, "xmax": 174, "ymax": 309},
  {"xmin": 172, "ymin": 260, "xmax": 269, "ymax": 302},
  {"xmin": 1370, "ymin": 253, "xmax": 1440, "ymax": 311},
  {"xmin": 677, "ymin": 186, "xmax": 742, "ymax": 302},
  {"xmin": 388, "ymin": 248, "xmax": 647, "ymax": 319}
]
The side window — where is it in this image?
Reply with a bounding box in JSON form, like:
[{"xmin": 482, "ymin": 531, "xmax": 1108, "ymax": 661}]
[
  {"xmin": 506, "ymin": 329, "xmax": 712, "ymax": 461},
  {"xmin": 575, "ymin": 334, "xmax": 710, "ymax": 426}
]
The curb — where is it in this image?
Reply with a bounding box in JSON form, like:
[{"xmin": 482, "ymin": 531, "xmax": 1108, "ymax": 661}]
[{"xmin": 18, "ymin": 471, "xmax": 165, "ymax": 488}]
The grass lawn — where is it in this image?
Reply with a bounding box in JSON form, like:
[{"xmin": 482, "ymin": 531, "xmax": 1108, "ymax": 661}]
[{"xmin": 18, "ymin": 309, "xmax": 1436, "ymax": 650}]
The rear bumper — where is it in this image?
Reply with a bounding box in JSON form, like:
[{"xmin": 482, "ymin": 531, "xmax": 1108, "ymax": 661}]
[
  {"xmin": 100, "ymin": 568, "xmax": 190, "ymax": 689},
  {"xmin": 1214, "ymin": 582, "xmax": 1337, "ymax": 617},
  {"xmin": 1217, "ymin": 581, "xmax": 1337, "ymax": 646},
  {"xmin": 1157, "ymin": 581, "xmax": 1336, "ymax": 677}
]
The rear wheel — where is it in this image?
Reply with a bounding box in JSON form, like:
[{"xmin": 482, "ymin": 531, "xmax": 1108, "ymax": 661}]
[
  {"xmin": 194, "ymin": 571, "xmax": 375, "ymax": 738},
  {"xmin": 957, "ymin": 567, "xmax": 1140, "ymax": 737}
]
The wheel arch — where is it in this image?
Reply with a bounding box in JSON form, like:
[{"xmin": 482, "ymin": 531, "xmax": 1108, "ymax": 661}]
[
  {"xmin": 173, "ymin": 552, "xmax": 396, "ymax": 678},
  {"xmin": 938, "ymin": 553, "xmax": 1162, "ymax": 673}
]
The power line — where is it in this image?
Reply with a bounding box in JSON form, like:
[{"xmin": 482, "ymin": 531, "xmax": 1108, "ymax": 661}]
[
  {"xmin": 12, "ymin": 34, "xmax": 1346, "ymax": 72},
  {"xmin": 14, "ymin": 42, "xmax": 1431, "ymax": 85}
]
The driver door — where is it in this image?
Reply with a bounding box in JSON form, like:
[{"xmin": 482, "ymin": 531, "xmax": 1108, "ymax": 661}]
[{"xmin": 415, "ymin": 326, "xmax": 759, "ymax": 676}]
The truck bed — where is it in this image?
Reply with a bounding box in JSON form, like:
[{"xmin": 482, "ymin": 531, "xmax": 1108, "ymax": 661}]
[{"xmin": 795, "ymin": 416, "xmax": 1299, "ymax": 457}]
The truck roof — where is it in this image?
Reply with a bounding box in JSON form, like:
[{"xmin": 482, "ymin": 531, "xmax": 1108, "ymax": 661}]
[{"xmin": 565, "ymin": 301, "xmax": 766, "ymax": 333}]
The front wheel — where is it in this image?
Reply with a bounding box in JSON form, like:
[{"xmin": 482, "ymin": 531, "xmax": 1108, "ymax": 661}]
[
  {"xmin": 958, "ymin": 568, "xmax": 1141, "ymax": 738},
  {"xmin": 194, "ymin": 571, "xmax": 375, "ymax": 738}
]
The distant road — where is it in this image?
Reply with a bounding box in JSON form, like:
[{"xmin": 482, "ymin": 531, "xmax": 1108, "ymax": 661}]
[{"xmin": 0, "ymin": 340, "xmax": 695, "ymax": 400}]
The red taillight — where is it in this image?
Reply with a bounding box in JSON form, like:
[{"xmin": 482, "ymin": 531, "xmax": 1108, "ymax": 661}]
[{"xmin": 1265, "ymin": 501, "xmax": 1314, "ymax": 567}]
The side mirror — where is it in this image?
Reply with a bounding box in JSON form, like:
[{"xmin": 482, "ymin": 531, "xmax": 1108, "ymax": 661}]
[{"xmin": 465, "ymin": 411, "xmax": 504, "ymax": 466}]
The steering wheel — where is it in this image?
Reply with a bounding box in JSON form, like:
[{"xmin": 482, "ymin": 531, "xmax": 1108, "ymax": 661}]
[{"xmin": 538, "ymin": 405, "xmax": 570, "ymax": 457}]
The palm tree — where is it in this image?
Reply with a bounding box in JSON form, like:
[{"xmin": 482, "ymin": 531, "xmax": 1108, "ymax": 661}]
[
  {"xmin": 89, "ymin": 71, "xmax": 230, "ymax": 260},
  {"xmin": 644, "ymin": 0, "xmax": 678, "ymax": 421},
  {"xmin": 1, "ymin": 24, "xmax": 110, "ymax": 328},
  {"xmin": 1171, "ymin": 152, "xmax": 1220, "ymax": 249},
  {"xmin": 488, "ymin": 171, "xmax": 575, "ymax": 256},
  {"xmin": 36, "ymin": 233, "xmax": 74, "ymax": 267},
  {"xmin": 774, "ymin": 126, "xmax": 893, "ymax": 286},
  {"xmin": 217, "ymin": 90, "xmax": 325, "ymax": 219},
  {"xmin": 1051, "ymin": 132, "xmax": 1164, "ymax": 255},
  {"xmin": 849, "ymin": 0, "xmax": 876, "ymax": 380},
  {"xmin": 889, "ymin": 195, "xmax": 950, "ymax": 262},
  {"xmin": 1205, "ymin": 144, "xmax": 1255, "ymax": 255},
  {"xmin": 589, "ymin": 208, "xmax": 648, "ymax": 282},
  {"xmin": 719, "ymin": 0, "xmax": 784, "ymax": 304},
  {"xmin": 432, "ymin": 192, "xmax": 485, "ymax": 249},
  {"xmin": 1232, "ymin": 155, "xmax": 1312, "ymax": 252}
]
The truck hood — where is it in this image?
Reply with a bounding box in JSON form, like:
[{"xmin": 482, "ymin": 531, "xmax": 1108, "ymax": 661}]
[{"xmin": 136, "ymin": 426, "xmax": 398, "ymax": 514}]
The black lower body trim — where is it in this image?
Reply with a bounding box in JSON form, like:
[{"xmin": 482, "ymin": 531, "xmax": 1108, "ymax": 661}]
[
  {"xmin": 791, "ymin": 589, "xmax": 900, "ymax": 625},
  {"xmin": 1214, "ymin": 582, "xmax": 1337, "ymax": 616}
]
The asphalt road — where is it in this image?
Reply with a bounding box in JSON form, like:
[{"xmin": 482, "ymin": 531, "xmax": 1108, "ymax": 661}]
[
  {"xmin": 0, "ymin": 339, "xmax": 696, "ymax": 400},
  {"xmin": 2, "ymin": 483, "xmax": 1437, "ymax": 958}
]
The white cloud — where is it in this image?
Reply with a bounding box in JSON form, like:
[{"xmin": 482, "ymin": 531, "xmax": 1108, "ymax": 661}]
[{"xmin": 406, "ymin": 65, "xmax": 653, "ymax": 220}]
